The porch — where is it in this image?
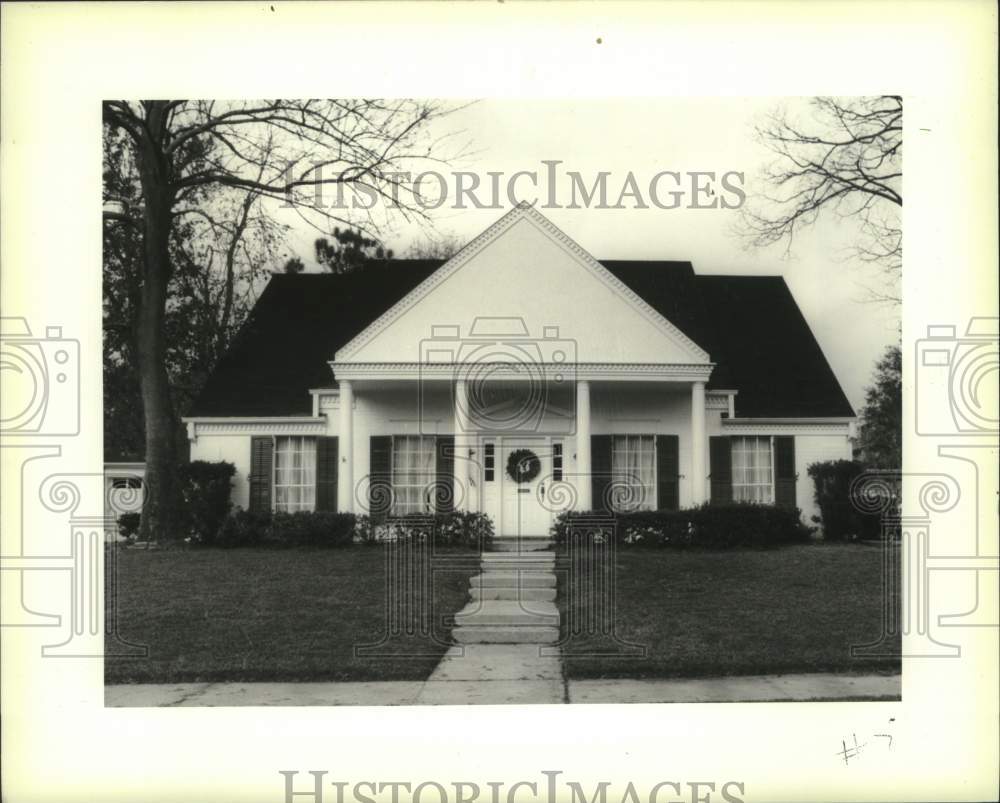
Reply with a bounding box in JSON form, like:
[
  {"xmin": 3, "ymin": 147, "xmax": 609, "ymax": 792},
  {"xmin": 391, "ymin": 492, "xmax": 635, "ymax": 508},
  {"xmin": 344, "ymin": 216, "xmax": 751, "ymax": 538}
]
[{"xmin": 329, "ymin": 361, "xmax": 721, "ymax": 534}]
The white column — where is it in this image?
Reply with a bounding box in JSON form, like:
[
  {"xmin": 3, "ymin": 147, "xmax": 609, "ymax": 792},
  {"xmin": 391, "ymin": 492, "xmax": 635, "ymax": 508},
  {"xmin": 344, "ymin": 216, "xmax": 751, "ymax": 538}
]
[
  {"xmin": 453, "ymin": 379, "xmax": 468, "ymax": 510},
  {"xmin": 691, "ymin": 380, "xmax": 707, "ymax": 505},
  {"xmin": 576, "ymin": 379, "xmax": 592, "ymax": 510},
  {"xmin": 338, "ymin": 380, "xmax": 354, "ymax": 513}
]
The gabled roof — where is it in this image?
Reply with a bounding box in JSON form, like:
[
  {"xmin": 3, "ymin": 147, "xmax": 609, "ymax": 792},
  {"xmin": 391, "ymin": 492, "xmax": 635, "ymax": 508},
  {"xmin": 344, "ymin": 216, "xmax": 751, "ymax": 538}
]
[
  {"xmin": 336, "ymin": 203, "xmax": 710, "ymax": 364},
  {"xmin": 189, "ymin": 261, "xmax": 854, "ymax": 419}
]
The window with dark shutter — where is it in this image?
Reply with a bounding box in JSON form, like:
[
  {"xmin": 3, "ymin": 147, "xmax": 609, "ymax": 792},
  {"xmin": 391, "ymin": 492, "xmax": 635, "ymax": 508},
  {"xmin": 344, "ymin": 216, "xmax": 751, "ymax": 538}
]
[
  {"xmin": 655, "ymin": 435, "xmax": 679, "ymax": 511},
  {"xmin": 315, "ymin": 436, "xmax": 339, "ymax": 512},
  {"xmin": 591, "ymin": 434, "xmax": 612, "ymax": 512},
  {"xmin": 249, "ymin": 436, "xmax": 274, "ymax": 513},
  {"xmin": 774, "ymin": 436, "xmax": 797, "ymax": 508},
  {"xmin": 709, "ymin": 436, "xmax": 732, "ymax": 505},
  {"xmin": 435, "ymin": 435, "xmax": 455, "ymax": 514}
]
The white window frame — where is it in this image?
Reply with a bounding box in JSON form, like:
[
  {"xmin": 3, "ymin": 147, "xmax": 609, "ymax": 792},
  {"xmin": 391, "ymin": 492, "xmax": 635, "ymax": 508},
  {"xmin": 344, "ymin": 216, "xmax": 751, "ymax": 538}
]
[
  {"xmin": 390, "ymin": 435, "xmax": 437, "ymax": 516},
  {"xmin": 274, "ymin": 436, "xmax": 317, "ymax": 512},
  {"xmin": 731, "ymin": 435, "xmax": 775, "ymax": 504},
  {"xmin": 610, "ymin": 434, "xmax": 657, "ymax": 512}
]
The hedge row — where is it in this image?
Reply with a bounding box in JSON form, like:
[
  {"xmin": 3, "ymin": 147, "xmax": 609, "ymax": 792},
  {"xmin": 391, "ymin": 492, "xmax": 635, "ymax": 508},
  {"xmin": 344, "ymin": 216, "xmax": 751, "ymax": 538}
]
[
  {"xmin": 551, "ymin": 503, "xmax": 813, "ymax": 549},
  {"xmin": 212, "ymin": 509, "xmax": 493, "ymax": 549}
]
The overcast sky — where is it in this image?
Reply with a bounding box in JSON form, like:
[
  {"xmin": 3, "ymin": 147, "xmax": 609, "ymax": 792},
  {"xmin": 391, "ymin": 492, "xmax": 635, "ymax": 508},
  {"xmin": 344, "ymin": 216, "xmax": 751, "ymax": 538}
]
[{"xmin": 279, "ymin": 98, "xmax": 900, "ymax": 414}]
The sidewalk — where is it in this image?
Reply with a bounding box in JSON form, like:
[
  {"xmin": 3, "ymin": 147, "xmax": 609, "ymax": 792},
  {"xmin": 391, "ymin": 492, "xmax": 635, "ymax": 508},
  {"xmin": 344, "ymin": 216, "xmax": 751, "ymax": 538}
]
[{"xmin": 106, "ymin": 671, "xmax": 900, "ymax": 707}]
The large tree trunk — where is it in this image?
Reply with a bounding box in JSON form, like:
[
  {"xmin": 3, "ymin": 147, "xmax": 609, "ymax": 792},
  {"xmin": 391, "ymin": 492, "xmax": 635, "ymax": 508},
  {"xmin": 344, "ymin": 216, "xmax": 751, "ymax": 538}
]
[{"xmin": 135, "ymin": 107, "xmax": 180, "ymax": 542}]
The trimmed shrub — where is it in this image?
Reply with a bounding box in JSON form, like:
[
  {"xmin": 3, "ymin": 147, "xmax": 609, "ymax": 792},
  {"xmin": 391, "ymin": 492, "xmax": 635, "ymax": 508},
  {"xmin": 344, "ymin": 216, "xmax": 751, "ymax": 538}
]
[
  {"xmin": 808, "ymin": 460, "xmax": 886, "ymax": 541},
  {"xmin": 353, "ymin": 511, "xmax": 494, "ymax": 549},
  {"xmin": 216, "ymin": 510, "xmax": 274, "ymax": 547},
  {"xmin": 551, "ymin": 504, "xmax": 811, "ymax": 549},
  {"xmin": 690, "ymin": 503, "xmax": 811, "ymax": 547},
  {"xmin": 216, "ymin": 510, "xmax": 356, "ymax": 548},
  {"xmin": 433, "ymin": 511, "xmax": 494, "ymax": 548},
  {"xmin": 352, "ymin": 515, "xmax": 378, "ymax": 545},
  {"xmin": 215, "ymin": 509, "xmax": 493, "ymax": 549},
  {"xmin": 271, "ymin": 511, "xmax": 357, "ymax": 547},
  {"xmin": 178, "ymin": 461, "xmax": 236, "ymax": 544},
  {"xmin": 117, "ymin": 512, "xmax": 141, "ymax": 540}
]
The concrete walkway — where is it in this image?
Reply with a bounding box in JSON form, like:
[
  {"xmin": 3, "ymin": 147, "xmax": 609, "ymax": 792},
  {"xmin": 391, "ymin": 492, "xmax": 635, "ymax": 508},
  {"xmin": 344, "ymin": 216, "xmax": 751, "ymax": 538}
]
[
  {"xmin": 105, "ymin": 672, "xmax": 899, "ymax": 707},
  {"xmin": 415, "ymin": 537, "xmax": 564, "ymax": 704}
]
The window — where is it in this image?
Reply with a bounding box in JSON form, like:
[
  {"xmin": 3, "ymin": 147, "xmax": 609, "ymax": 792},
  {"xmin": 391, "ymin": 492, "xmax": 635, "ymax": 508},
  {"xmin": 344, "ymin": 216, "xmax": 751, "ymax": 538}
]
[
  {"xmin": 483, "ymin": 442, "xmax": 495, "ymax": 482},
  {"xmin": 610, "ymin": 434, "xmax": 656, "ymax": 511},
  {"xmin": 111, "ymin": 477, "xmax": 142, "ymax": 490},
  {"xmin": 552, "ymin": 442, "xmax": 563, "ymax": 481},
  {"xmin": 391, "ymin": 435, "xmax": 436, "ymax": 515},
  {"xmin": 731, "ymin": 436, "xmax": 774, "ymax": 503},
  {"xmin": 274, "ymin": 436, "xmax": 316, "ymax": 512}
]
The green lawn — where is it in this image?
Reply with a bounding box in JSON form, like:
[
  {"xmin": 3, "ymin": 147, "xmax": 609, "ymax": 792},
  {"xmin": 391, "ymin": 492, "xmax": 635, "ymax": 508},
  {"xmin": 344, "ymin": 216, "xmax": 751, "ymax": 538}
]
[
  {"xmin": 557, "ymin": 542, "xmax": 901, "ymax": 679},
  {"xmin": 105, "ymin": 546, "xmax": 479, "ymax": 683}
]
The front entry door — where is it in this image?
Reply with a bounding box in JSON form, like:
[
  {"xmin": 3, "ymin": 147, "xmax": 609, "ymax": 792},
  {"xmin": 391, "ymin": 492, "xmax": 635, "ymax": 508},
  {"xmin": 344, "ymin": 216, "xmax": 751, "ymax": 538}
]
[{"xmin": 499, "ymin": 440, "xmax": 551, "ymax": 537}]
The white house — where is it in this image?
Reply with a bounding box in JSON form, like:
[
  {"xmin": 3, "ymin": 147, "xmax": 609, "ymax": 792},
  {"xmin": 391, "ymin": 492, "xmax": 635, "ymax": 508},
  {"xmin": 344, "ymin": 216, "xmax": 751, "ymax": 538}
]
[{"xmin": 184, "ymin": 204, "xmax": 855, "ymax": 535}]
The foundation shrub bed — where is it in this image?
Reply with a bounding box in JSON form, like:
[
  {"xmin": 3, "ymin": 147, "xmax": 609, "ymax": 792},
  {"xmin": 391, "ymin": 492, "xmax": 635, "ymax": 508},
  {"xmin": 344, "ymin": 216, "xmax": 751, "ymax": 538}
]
[
  {"xmin": 551, "ymin": 503, "xmax": 812, "ymax": 548},
  {"xmin": 216, "ymin": 511, "xmax": 357, "ymax": 547},
  {"xmin": 353, "ymin": 511, "xmax": 494, "ymax": 549},
  {"xmin": 214, "ymin": 510, "xmax": 494, "ymax": 549}
]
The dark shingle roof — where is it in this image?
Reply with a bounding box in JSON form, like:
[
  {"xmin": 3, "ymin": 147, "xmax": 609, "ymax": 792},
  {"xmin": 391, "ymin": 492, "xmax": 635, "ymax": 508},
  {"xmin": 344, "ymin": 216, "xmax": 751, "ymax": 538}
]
[
  {"xmin": 694, "ymin": 276, "xmax": 854, "ymax": 417},
  {"xmin": 189, "ymin": 260, "xmax": 854, "ymax": 418},
  {"xmin": 190, "ymin": 261, "xmax": 442, "ymax": 417}
]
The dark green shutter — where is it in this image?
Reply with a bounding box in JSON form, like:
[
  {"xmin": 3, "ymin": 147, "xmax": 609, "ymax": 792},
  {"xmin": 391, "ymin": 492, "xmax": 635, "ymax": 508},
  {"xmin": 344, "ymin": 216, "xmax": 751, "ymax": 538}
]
[
  {"xmin": 591, "ymin": 435, "xmax": 612, "ymax": 512},
  {"xmin": 315, "ymin": 436, "xmax": 339, "ymax": 512},
  {"xmin": 435, "ymin": 435, "xmax": 455, "ymax": 513},
  {"xmin": 656, "ymin": 435, "xmax": 680, "ymax": 511},
  {"xmin": 249, "ymin": 436, "xmax": 273, "ymax": 513},
  {"xmin": 709, "ymin": 436, "xmax": 732, "ymax": 505},
  {"xmin": 369, "ymin": 435, "xmax": 392, "ymax": 522},
  {"xmin": 774, "ymin": 436, "xmax": 797, "ymax": 508}
]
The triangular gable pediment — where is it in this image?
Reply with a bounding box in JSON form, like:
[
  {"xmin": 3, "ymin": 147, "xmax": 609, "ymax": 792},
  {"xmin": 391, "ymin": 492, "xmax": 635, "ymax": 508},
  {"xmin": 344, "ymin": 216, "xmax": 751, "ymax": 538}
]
[{"xmin": 336, "ymin": 204, "xmax": 710, "ymax": 366}]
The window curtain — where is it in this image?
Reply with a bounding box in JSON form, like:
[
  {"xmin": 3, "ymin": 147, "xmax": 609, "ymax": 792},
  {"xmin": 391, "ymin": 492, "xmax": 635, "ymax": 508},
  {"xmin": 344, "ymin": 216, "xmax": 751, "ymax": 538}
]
[
  {"xmin": 391, "ymin": 436, "xmax": 435, "ymax": 515},
  {"xmin": 611, "ymin": 435, "xmax": 655, "ymax": 511},
  {"xmin": 732, "ymin": 436, "xmax": 773, "ymax": 503},
  {"xmin": 274, "ymin": 436, "xmax": 316, "ymax": 512}
]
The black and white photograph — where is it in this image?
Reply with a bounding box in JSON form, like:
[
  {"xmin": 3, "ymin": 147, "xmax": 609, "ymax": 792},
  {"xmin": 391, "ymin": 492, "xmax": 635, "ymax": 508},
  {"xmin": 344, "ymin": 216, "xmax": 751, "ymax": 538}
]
[
  {"xmin": 98, "ymin": 96, "xmax": 905, "ymax": 707},
  {"xmin": 1, "ymin": 3, "xmax": 997, "ymax": 803}
]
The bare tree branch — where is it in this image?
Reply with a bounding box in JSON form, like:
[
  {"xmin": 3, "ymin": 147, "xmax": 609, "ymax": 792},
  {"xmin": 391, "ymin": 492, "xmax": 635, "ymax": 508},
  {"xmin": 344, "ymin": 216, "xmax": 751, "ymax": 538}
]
[{"xmin": 739, "ymin": 96, "xmax": 902, "ymax": 304}]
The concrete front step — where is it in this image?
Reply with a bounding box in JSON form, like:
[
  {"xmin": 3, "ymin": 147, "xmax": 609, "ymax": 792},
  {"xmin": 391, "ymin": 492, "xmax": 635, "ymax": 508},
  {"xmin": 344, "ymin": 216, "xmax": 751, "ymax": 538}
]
[
  {"xmin": 454, "ymin": 600, "xmax": 559, "ymax": 627},
  {"xmin": 470, "ymin": 586, "xmax": 557, "ymax": 601},
  {"xmin": 481, "ymin": 553, "xmax": 555, "ymax": 564},
  {"xmin": 490, "ymin": 539, "xmax": 554, "ymax": 552},
  {"xmin": 479, "ymin": 561, "xmax": 556, "ymax": 572},
  {"xmin": 482, "ymin": 549, "xmax": 556, "ymax": 560},
  {"xmin": 470, "ymin": 572, "xmax": 556, "ymax": 588},
  {"xmin": 453, "ymin": 625, "xmax": 560, "ymax": 644}
]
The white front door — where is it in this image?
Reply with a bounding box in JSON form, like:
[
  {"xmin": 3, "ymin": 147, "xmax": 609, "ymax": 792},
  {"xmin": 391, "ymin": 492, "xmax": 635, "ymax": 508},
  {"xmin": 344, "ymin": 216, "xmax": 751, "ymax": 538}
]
[{"xmin": 498, "ymin": 439, "xmax": 551, "ymax": 537}]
